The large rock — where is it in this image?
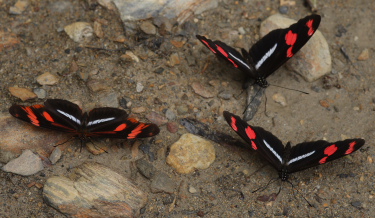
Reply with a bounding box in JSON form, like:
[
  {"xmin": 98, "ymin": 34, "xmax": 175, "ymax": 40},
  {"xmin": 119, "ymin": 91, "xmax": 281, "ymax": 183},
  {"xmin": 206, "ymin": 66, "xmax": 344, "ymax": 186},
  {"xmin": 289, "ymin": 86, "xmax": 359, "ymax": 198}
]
[
  {"xmin": 166, "ymin": 133, "xmax": 215, "ymax": 174},
  {"xmin": 2, "ymin": 150, "xmax": 44, "ymax": 176},
  {"xmin": 43, "ymin": 162, "xmax": 147, "ymax": 218},
  {"xmin": 259, "ymin": 14, "xmax": 331, "ymax": 82}
]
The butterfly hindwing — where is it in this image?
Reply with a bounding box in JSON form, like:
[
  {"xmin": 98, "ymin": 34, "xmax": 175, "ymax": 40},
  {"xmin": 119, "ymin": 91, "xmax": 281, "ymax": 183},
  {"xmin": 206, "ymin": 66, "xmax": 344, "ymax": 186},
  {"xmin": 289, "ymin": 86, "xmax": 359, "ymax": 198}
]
[
  {"xmin": 287, "ymin": 139, "xmax": 365, "ymax": 173},
  {"xmin": 223, "ymin": 111, "xmax": 284, "ymax": 170}
]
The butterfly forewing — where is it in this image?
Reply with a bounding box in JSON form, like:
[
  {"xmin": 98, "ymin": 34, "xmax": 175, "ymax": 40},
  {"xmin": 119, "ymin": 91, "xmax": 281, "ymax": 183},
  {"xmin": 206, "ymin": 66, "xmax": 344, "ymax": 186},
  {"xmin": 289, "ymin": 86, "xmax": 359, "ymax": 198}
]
[
  {"xmin": 287, "ymin": 139, "xmax": 365, "ymax": 173},
  {"xmin": 249, "ymin": 14, "xmax": 321, "ymax": 78},
  {"xmin": 223, "ymin": 111, "xmax": 284, "ymax": 170}
]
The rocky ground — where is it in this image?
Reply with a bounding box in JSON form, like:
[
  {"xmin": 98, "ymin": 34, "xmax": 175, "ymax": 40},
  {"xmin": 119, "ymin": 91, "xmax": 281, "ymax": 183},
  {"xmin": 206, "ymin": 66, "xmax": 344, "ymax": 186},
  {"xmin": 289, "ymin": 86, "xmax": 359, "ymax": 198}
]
[{"xmin": 0, "ymin": 0, "xmax": 374, "ymax": 217}]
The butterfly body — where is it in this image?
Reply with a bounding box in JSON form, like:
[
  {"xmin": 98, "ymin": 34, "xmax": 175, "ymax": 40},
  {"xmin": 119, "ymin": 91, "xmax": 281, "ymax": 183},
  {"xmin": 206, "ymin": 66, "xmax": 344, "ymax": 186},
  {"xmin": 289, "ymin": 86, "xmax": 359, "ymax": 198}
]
[
  {"xmin": 9, "ymin": 99, "xmax": 160, "ymax": 145},
  {"xmin": 197, "ymin": 14, "xmax": 321, "ymax": 89},
  {"xmin": 223, "ymin": 111, "xmax": 365, "ymax": 181}
]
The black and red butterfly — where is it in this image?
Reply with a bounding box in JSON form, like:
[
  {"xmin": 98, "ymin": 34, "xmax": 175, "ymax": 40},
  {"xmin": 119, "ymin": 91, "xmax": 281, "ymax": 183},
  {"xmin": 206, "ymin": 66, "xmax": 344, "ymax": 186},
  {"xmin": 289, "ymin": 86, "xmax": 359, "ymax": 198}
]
[
  {"xmin": 9, "ymin": 99, "xmax": 160, "ymax": 146},
  {"xmin": 223, "ymin": 111, "xmax": 365, "ymax": 181},
  {"xmin": 196, "ymin": 14, "xmax": 321, "ymax": 89}
]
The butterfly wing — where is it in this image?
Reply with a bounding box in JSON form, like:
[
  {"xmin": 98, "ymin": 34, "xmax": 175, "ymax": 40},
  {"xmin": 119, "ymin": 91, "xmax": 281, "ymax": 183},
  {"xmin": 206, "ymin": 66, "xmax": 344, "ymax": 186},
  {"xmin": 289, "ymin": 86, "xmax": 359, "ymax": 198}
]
[
  {"xmin": 9, "ymin": 99, "xmax": 83, "ymax": 133},
  {"xmin": 196, "ymin": 35, "xmax": 257, "ymax": 78},
  {"xmin": 287, "ymin": 138, "xmax": 365, "ymax": 173},
  {"xmin": 248, "ymin": 14, "xmax": 321, "ymax": 78},
  {"xmin": 86, "ymin": 108, "xmax": 160, "ymax": 139},
  {"xmin": 223, "ymin": 111, "xmax": 285, "ymax": 171}
]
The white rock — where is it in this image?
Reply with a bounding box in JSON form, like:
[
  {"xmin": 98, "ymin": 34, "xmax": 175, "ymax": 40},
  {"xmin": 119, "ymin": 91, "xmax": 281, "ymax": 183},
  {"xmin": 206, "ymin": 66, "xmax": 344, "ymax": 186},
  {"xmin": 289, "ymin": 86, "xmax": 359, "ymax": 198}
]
[
  {"xmin": 2, "ymin": 150, "xmax": 43, "ymax": 176},
  {"xmin": 64, "ymin": 22, "xmax": 93, "ymax": 43}
]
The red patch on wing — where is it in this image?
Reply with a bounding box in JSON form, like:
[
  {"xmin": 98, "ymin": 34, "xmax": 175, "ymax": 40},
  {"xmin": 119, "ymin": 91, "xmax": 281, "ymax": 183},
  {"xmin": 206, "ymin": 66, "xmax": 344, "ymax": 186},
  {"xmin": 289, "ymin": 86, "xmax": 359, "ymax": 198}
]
[
  {"xmin": 216, "ymin": 45, "xmax": 238, "ymax": 68},
  {"xmin": 306, "ymin": 19, "xmax": 315, "ymax": 36},
  {"xmin": 128, "ymin": 123, "xmax": 149, "ymax": 139},
  {"xmin": 23, "ymin": 107, "xmax": 40, "ymax": 126},
  {"xmin": 319, "ymin": 144, "xmax": 338, "ymax": 164},
  {"xmin": 43, "ymin": 111, "xmax": 54, "ymax": 122},
  {"xmin": 230, "ymin": 117, "xmax": 238, "ymax": 131},
  {"xmin": 245, "ymin": 126, "xmax": 258, "ymax": 150},
  {"xmin": 114, "ymin": 123, "xmax": 127, "ymax": 132},
  {"xmin": 202, "ymin": 40, "xmax": 217, "ymax": 54},
  {"xmin": 345, "ymin": 141, "xmax": 357, "ymax": 155},
  {"xmin": 285, "ymin": 31, "xmax": 297, "ymax": 57}
]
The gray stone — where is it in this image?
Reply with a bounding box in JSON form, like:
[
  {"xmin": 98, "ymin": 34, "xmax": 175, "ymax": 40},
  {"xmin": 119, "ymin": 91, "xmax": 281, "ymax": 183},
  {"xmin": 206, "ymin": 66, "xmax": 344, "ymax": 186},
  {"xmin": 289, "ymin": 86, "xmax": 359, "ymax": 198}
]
[
  {"xmin": 191, "ymin": 82, "xmax": 214, "ymax": 98},
  {"xmin": 140, "ymin": 21, "xmax": 157, "ymax": 35},
  {"xmin": 2, "ymin": 150, "xmax": 44, "ymax": 176},
  {"xmin": 99, "ymin": 92, "xmax": 119, "ymax": 108},
  {"xmin": 136, "ymin": 82, "xmax": 144, "ymax": 92},
  {"xmin": 49, "ymin": 147, "xmax": 62, "ymax": 164},
  {"xmin": 135, "ymin": 159, "xmax": 156, "ymax": 179},
  {"xmin": 150, "ymin": 172, "xmax": 176, "ymax": 194},
  {"xmin": 218, "ymin": 90, "xmax": 232, "ymax": 100},
  {"xmin": 165, "ymin": 109, "xmax": 176, "ymax": 120},
  {"xmin": 33, "ymin": 88, "xmax": 47, "ymax": 98}
]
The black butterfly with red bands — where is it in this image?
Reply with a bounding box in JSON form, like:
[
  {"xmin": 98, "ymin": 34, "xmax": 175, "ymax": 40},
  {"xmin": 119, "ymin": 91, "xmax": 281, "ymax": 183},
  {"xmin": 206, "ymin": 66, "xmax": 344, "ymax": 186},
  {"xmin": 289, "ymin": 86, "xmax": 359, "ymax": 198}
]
[
  {"xmin": 9, "ymin": 99, "xmax": 160, "ymax": 144},
  {"xmin": 196, "ymin": 14, "xmax": 321, "ymax": 89},
  {"xmin": 223, "ymin": 111, "xmax": 365, "ymax": 181}
]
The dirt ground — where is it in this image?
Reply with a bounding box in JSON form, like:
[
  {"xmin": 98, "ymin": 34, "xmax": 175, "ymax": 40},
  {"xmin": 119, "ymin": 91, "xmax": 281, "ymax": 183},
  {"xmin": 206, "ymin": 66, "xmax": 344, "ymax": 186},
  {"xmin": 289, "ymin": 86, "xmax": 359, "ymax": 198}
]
[{"xmin": 1, "ymin": 0, "xmax": 374, "ymax": 217}]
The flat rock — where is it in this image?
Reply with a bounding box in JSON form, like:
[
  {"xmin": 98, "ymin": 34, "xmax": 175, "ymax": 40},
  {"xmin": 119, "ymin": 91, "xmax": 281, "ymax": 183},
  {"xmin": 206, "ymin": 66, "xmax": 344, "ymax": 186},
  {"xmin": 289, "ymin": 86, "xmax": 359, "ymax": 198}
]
[
  {"xmin": 191, "ymin": 82, "xmax": 215, "ymax": 98},
  {"xmin": 36, "ymin": 72, "xmax": 58, "ymax": 85},
  {"xmin": 166, "ymin": 133, "xmax": 215, "ymax": 174},
  {"xmin": 112, "ymin": 0, "xmax": 218, "ymax": 24},
  {"xmin": 150, "ymin": 171, "xmax": 177, "ymax": 193},
  {"xmin": 99, "ymin": 92, "xmax": 119, "ymax": 108},
  {"xmin": 140, "ymin": 21, "xmax": 157, "ymax": 35},
  {"xmin": 43, "ymin": 162, "xmax": 147, "ymax": 218},
  {"xmin": 9, "ymin": 0, "xmax": 29, "ymax": 15},
  {"xmin": 2, "ymin": 150, "xmax": 44, "ymax": 176},
  {"xmin": 64, "ymin": 22, "xmax": 94, "ymax": 43},
  {"xmin": 9, "ymin": 87, "xmax": 37, "ymax": 101},
  {"xmin": 260, "ymin": 14, "xmax": 331, "ymax": 82},
  {"xmin": 146, "ymin": 111, "xmax": 168, "ymax": 126}
]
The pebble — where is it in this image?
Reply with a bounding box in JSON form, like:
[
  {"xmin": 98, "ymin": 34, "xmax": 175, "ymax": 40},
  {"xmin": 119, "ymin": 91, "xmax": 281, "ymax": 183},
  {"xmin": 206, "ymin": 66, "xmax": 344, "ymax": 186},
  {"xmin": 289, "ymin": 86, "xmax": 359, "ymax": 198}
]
[
  {"xmin": 121, "ymin": 51, "xmax": 140, "ymax": 63},
  {"xmin": 146, "ymin": 111, "xmax": 168, "ymax": 126},
  {"xmin": 86, "ymin": 141, "xmax": 109, "ymax": 155},
  {"xmin": 2, "ymin": 150, "xmax": 44, "ymax": 176},
  {"xmin": 168, "ymin": 53, "xmax": 181, "ymax": 66},
  {"xmin": 0, "ymin": 31, "xmax": 21, "ymax": 52},
  {"xmin": 33, "ymin": 88, "xmax": 47, "ymax": 98},
  {"xmin": 167, "ymin": 122, "xmax": 179, "ymax": 133},
  {"xmin": 357, "ymin": 48, "xmax": 369, "ymax": 61},
  {"xmin": 48, "ymin": 1, "xmax": 73, "ymax": 13},
  {"xmin": 93, "ymin": 21, "xmax": 104, "ymax": 38},
  {"xmin": 218, "ymin": 90, "xmax": 232, "ymax": 100},
  {"xmin": 260, "ymin": 14, "xmax": 331, "ymax": 82},
  {"xmin": 43, "ymin": 162, "xmax": 147, "ymax": 217},
  {"xmin": 278, "ymin": 5, "xmax": 289, "ymax": 14},
  {"xmin": 191, "ymin": 82, "xmax": 214, "ymax": 98},
  {"xmin": 166, "ymin": 133, "xmax": 216, "ymax": 174},
  {"xmin": 49, "ymin": 147, "xmax": 62, "ymax": 164},
  {"xmin": 150, "ymin": 172, "xmax": 177, "ymax": 194},
  {"xmin": 188, "ymin": 186, "xmax": 197, "ymax": 194},
  {"xmin": 99, "ymin": 92, "xmax": 119, "ymax": 108},
  {"xmin": 87, "ymin": 79, "xmax": 109, "ymax": 92},
  {"xmin": 136, "ymin": 82, "xmax": 144, "ymax": 92},
  {"xmin": 9, "ymin": 0, "xmax": 29, "ymax": 15},
  {"xmin": 9, "ymin": 87, "xmax": 37, "ymax": 101},
  {"xmin": 238, "ymin": 27, "xmax": 246, "ymax": 35},
  {"xmin": 351, "ymin": 201, "xmax": 362, "ymax": 209},
  {"xmin": 64, "ymin": 22, "xmax": 94, "ymax": 43},
  {"xmin": 132, "ymin": 106, "xmax": 146, "ymax": 113},
  {"xmin": 176, "ymin": 105, "xmax": 189, "ymax": 115},
  {"xmin": 272, "ymin": 93, "xmax": 287, "ymax": 106},
  {"xmin": 36, "ymin": 72, "xmax": 59, "ymax": 85},
  {"xmin": 135, "ymin": 159, "xmax": 157, "ymax": 179},
  {"xmin": 165, "ymin": 109, "xmax": 176, "ymax": 120},
  {"xmin": 78, "ymin": 71, "xmax": 89, "ymax": 81},
  {"xmin": 140, "ymin": 21, "xmax": 157, "ymax": 35}
]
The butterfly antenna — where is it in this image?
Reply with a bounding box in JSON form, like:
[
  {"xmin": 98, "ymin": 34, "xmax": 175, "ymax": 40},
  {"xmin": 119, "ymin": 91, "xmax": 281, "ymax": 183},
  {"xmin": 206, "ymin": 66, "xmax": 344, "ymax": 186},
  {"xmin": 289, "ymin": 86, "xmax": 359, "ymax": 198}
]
[
  {"xmin": 88, "ymin": 138, "xmax": 109, "ymax": 154},
  {"xmin": 54, "ymin": 136, "xmax": 76, "ymax": 147},
  {"xmin": 235, "ymin": 88, "xmax": 246, "ymax": 99},
  {"xmin": 285, "ymin": 180, "xmax": 313, "ymax": 207},
  {"xmin": 269, "ymin": 84, "xmax": 309, "ymax": 94},
  {"xmin": 252, "ymin": 177, "xmax": 279, "ymax": 193},
  {"xmin": 242, "ymin": 87, "xmax": 262, "ymax": 114}
]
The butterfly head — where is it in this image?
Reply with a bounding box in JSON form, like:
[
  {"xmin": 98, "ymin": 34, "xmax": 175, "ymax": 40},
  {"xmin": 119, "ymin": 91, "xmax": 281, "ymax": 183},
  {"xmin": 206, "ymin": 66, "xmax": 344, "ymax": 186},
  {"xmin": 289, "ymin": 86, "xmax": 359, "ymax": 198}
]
[
  {"xmin": 256, "ymin": 77, "xmax": 269, "ymax": 88},
  {"xmin": 279, "ymin": 168, "xmax": 289, "ymax": 181}
]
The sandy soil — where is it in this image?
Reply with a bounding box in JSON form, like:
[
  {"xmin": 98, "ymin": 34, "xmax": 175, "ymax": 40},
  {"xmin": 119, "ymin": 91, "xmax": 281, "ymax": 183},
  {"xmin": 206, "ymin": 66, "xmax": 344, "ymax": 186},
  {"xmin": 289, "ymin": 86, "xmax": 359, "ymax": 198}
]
[{"xmin": 0, "ymin": 0, "xmax": 374, "ymax": 217}]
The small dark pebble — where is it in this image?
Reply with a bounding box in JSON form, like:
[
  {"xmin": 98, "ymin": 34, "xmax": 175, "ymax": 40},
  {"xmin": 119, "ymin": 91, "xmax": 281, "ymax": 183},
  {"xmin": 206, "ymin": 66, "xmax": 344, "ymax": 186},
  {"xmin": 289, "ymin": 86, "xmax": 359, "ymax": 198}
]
[
  {"xmin": 311, "ymin": 85, "xmax": 321, "ymax": 93},
  {"xmin": 135, "ymin": 159, "xmax": 156, "ymax": 179},
  {"xmin": 278, "ymin": 5, "xmax": 288, "ymax": 14},
  {"xmin": 351, "ymin": 201, "xmax": 362, "ymax": 209},
  {"xmin": 154, "ymin": 97, "xmax": 162, "ymax": 105},
  {"xmin": 248, "ymin": 210, "xmax": 255, "ymax": 217},
  {"xmin": 336, "ymin": 24, "xmax": 347, "ymax": 37},
  {"xmin": 154, "ymin": 67, "xmax": 164, "ymax": 74},
  {"xmin": 181, "ymin": 94, "xmax": 188, "ymax": 100},
  {"xmin": 74, "ymin": 46, "xmax": 83, "ymax": 53},
  {"xmin": 39, "ymin": 172, "xmax": 46, "ymax": 177},
  {"xmin": 162, "ymin": 194, "xmax": 175, "ymax": 205},
  {"xmin": 256, "ymin": 193, "xmax": 277, "ymax": 202},
  {"xmin": 338, "ymin": 173, "xmax": 356, "ymax": 178},
  {"xmin": 64, "ymin": 49, "xmax": 70, "ymax": 54},
  {"xmin": 119, "ymin": 97, "xmax": 129, "ymax": 109},
  {"xmin": 140, "ymin": 207, "xmax": 146, "ymax": 214},
  {"xmin": 167, "ymin": 122, "xmax": 179, "ymax": 133},
  {"xmin": 197, "ymin": 210, "xmax": 205, "ymax": 217}
]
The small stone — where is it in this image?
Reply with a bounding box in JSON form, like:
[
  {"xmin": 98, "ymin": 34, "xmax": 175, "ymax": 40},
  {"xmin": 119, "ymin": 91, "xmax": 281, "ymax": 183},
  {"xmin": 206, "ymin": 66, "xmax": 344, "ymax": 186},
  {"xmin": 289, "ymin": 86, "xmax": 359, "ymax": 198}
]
[
  {"xmin": 170, "ymin": 40, "xmax": 185, "ymax": 48},
  {"xmin": 140, "ymin": 21, "xmax": 157, "ymax": 35},
  {"xmin": 86, "ymin": 141, "xmax": 109, "ymax": 155},
  {"xmin": 167, "ymin": 122, "xmax": 179, "ymax": 133},
  {"xmin": 319, "ymin": 99, "xmax": 330, "ymax": 108},
  {"xmin": 135, "ymin": 159, "xmax": 157, "ymax": 179},
  {"xmin": 9, "ymin": 87, "xmax": 37, "ymax": 101},
  {"xmin": 188, "ymin": 186, "xmax": 197, "ymax": 193},
  {"xmin": 176, "ymin": 105, "xmax": 188, "ymax": 115},
  {"xmin": 278, "ymin": 5, "xmax": 289, "ymax": 14},
  {"xmin": 33, "ymin": 88, "xmax": 47, "ymax": 98},
  {"xmin": 36, "ymin": 72, "xmax": 58, "ymax": 85},
  {"xmin": 272, "ymin": 93, "xmax": 287, "ymax": 106},
  {"xmin": 120, "ymin": 51, "xmax": 139, "ymax": 63},
  {"xmin": 191, "ymin": 82, "xmax": 214, "ymax": 98},
  {"xmin": 43, "ymin": 162, "xmax": 147, "ymax": 217},
  {"xmin": 132, "ymin": 107, "xmax": 146, "ymax": 113},
  {"xmin": 146, "ymin": 111, "xmax": 168, "ymax": 126},
  {"xmin": 87, "ymin": 79, "xmax": 109, "ymax": 92},
  {"xmin": 351, "ymin": 201, "xmax": 362, "ymax": 209},
  {"xmin": 93, "ymin": 21, "xmax": 104, "ymax": 38},
  {"xmin": 165, "ymin": 109, "xmax": 176, "ymax": 120},
  {"xmin": 166, "ymin": 133, "xmax": 215, "ymax": 174},
  {"xmin": 0, "ymin": 31, "xmax": 21, "ymax": 52},
  {"xmin": 2, "ymin": 150, "xmax": 44, "ymax": 176},
  {"xmin": 168, "ymin": 53, "xmax": 181, "ymax": 66},
  {"xmin": 78, "ymin": 71, "xmax": 89, "ymax": 81},
  {"xmin": 238, "ymin": 27, "xmax": 246, "ymax": 35},
  {"xmin": 154, "ymin": 67, "xmax": 164, "ymax": 74},
  {"xmin": 136, "ymin": 82, "xmax": 144, "ymax": 92},
  {"xmin": 357, "ymin": 48, "xmax": 369, "ymax": 61},
  {"xmin": 64, "ymin": 22, "xmax": 94, "ymax": 43},
  {"xmin": 218, "ymin": 90, "xmax": 232, "ymax": 100},
  {"xmin": 99, "ymin": 92, "xmax": 119, "ymax": 108},
  {"xmin": 9, "ymin": 0, "xmax": 29, "ymax": 15},
  {"xmin": 150, "ymin": 172, "xmax": 177, "ymax": 193},
  {"xmin": 49, "ymin": 147, "xmax": 62, "ymax": 164}
]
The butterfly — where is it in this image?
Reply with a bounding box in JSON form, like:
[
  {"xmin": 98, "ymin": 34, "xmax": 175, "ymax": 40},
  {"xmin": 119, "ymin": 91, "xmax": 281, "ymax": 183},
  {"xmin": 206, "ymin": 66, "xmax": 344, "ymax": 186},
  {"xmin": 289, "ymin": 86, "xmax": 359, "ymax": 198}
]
[
  {"xmin": 9, "ymin": 99, "xmax": 160, "ymax": 147},
  {"xmin": 223, "ymin": 111, "xmax": 365, "ymax": 181},
  {"xmin": 196, "ymin": 14, "xmax": 321, "ymax": 89}
]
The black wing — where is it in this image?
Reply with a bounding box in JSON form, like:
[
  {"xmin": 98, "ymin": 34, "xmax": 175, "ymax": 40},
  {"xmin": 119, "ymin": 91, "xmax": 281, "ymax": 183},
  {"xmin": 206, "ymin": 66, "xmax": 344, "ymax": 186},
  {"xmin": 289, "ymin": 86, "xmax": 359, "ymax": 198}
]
[
  {"xmin": 9, "ymin": 99, "xmax": 83, "ymax": 133},
  {"xmin": 223, "ymin": 111, "xmax": 285, "ymax": 171},
  {"xmin": 287, "ymin": 138, "xmax": 365, "ymax": 173},
  {"xmin": 86, "ymin": 107, "xmax": 160, "ymax": 139},
  {"xmin": 248, "ymin": 14, "xmax": 321, "ymax": 78}
]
